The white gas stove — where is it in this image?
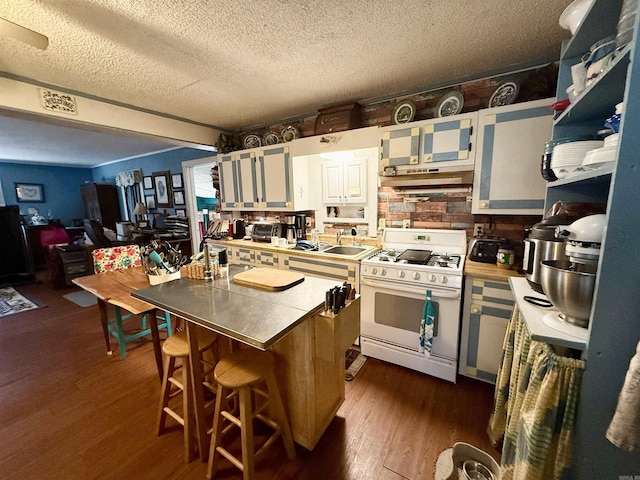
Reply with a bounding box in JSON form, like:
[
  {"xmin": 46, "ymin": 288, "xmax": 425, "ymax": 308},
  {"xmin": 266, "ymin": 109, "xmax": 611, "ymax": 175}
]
[
  {"xmin": 360, "ymin": 228, "xmax": 467, "ymax": 383},
  {"xmin": 361, "ymin": 228, "xmax": 466, "ymax": 290}
]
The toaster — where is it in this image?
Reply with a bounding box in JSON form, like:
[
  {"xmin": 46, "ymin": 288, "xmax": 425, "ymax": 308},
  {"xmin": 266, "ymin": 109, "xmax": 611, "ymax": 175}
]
[
  {"xmin": 251, "ymin": 222, "xmax": 282, "ymax": 242},
  {"xmin": 468, "ymin": 237, "xmax": 506, "ymax": 263}
]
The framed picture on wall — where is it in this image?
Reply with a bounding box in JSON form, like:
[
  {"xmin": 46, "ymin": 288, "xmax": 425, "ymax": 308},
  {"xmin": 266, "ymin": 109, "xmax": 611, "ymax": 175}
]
[
  {"xmin": 145, "ymin": 194, "xmax": 156, "ymax": 209},
  {"xmin": 143, "ymin": 176, "xmax": 153, "ymax": 190},
  {"xmin": 152, "ymin": 171, "xmax": 173, "ymax": 208},
  {"xmin": 175, "ymin": 209, "xmax": 186, "ymax": 217},
  {"xmin": 173, "ymin": 190, "xmax": 185, "ymax": 205},
  {"xmin": 15, "ymin": 183, "xmax": 45, "ymax": 202},
  {"xmin": 171, "ymin": 173, "xmax": 183, "ymax": 189}
]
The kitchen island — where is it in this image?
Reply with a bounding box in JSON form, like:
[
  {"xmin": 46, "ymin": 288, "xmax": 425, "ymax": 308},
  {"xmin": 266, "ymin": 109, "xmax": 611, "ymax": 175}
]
[{"xmin": 133, "ymin": 265, "xmax": 360, "ymax": 451}]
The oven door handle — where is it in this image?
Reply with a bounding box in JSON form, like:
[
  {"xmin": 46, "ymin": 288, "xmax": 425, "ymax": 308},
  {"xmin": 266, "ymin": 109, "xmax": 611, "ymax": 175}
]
[{"xmin": 361, "ymin": 278, "xmax": 461, "ymax": 299}]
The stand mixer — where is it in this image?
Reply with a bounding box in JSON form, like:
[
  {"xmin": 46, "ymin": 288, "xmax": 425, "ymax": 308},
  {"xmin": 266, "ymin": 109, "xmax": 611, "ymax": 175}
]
[{"xmin": 539, "ymin": 214, "xmax": 606, "ymax": 331}]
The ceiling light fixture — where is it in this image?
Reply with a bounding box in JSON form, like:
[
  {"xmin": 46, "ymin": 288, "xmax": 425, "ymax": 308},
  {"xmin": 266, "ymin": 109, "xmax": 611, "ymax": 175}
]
[{"xmin": 0, "ymin": 17, "xmax": 49, "ymax": 50}]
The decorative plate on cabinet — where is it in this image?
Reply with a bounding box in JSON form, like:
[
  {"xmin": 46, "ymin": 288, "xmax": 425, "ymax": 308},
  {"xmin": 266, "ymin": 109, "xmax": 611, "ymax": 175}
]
[
  {"xmin": 489, "ymin": 81, "xmax": 519, "ymax": 107},
  {"xmin": 262, "ymin": 131, "xmax": 281, "ymax": 145},
  {"xmin": 435, "ymin": 91, "xmax": 464, "ymax": 117},
  {"xmin": 392, "ymin": 100, "xmax": 417, "ymax": 124},
  {"xmin": 281, "ymin": 125, "xmax": 300, "ymax": 142},
  {"xmin": 242, "ymin": 133, "xmax": 262, "ymax": 149}
]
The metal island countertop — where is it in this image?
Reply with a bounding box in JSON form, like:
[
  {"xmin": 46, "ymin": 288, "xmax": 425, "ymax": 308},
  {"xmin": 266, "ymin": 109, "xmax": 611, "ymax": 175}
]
[{"xmin": 132, "ymin": 265, "xmax": 344, "ymax": 350}]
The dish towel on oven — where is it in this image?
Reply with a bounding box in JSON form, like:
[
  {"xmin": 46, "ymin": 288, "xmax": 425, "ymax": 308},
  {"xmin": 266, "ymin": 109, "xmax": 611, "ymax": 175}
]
[{"xmin": 419, "ymin": 290, "xmax": 435, "ymax": 357}]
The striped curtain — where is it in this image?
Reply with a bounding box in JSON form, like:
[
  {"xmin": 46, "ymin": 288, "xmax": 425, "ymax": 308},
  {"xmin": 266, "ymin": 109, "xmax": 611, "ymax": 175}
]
[{"xmin": 487, "ymin": 306, "xmax": 585, "ymax": 480}]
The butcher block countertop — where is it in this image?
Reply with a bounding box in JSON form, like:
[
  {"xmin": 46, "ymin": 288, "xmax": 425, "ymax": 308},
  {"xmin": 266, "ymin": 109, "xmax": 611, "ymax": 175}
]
[{"xmin": 464, "ymin": 259, "xmax": 524, "ymax": 282}]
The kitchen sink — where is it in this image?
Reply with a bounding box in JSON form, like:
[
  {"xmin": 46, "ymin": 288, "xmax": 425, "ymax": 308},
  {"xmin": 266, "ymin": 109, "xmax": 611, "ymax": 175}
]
[{"xmin": 321, "ymin": 245, "xmax": 368, "ymax": 256}]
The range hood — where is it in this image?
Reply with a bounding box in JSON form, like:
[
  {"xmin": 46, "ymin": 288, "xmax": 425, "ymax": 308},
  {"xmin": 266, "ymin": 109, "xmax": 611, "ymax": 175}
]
[{"xmin": 379, "ymin": 166, "xmax": 474, "ymax": 187}]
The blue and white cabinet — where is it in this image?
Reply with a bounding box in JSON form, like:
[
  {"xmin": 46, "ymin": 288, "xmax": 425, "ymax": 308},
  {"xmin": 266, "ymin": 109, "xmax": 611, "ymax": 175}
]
[
  {"xmin": 472, "ymin": 98, "xmax": 554, "ymax": 215},
  {"xmin": 218, "ymin": 145, "xmax": 312, "ymax": 211},
  {"xmin": 379, "ymin": 112, "xmax": 477, "ymax": 175},
  {"xmin": 459, "ymin": 277, "xmax": 514, "ymax": 384}
]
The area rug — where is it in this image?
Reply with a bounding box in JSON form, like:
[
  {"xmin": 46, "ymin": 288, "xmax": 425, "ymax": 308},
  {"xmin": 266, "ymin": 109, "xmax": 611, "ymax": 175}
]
[
  {"xmin": 0, "ymin": 287, "xmax": 47, "ymax": 319},
  {"xmin": 345, "ymin": 347, "xmax": 367, "ymax": 381},
  {"xmin": 63, "ymin": 290, "xmax": 98, "ymax": 307}
]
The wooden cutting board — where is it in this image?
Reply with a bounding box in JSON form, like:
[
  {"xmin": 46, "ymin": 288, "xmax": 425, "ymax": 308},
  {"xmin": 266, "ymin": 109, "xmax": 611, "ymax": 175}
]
[{"xmin": 232, "ymin": 268, "xmax": 305, "ymax": 291}]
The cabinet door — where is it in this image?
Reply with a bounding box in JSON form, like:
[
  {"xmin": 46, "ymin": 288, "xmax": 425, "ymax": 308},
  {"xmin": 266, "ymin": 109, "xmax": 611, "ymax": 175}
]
[
  {"xmin": 321, "ymin": 158, "xmax": 367, "ymax": 204},
  {"xmin": 380, "ymin": 125, "xmax": 420, "ymax": 171},
  {"xmin": 235, "ymin": 151, "xmax": 259, "ymax": 208},
  {"xmin": 258, "ymin": 146, "xmax": 292, "ymax": 208},
  {"xmin": 321, "ymin": 161, "xmax": 343, "ymax": 203},
  {"xmin": 218, "ymin": 154, "xmax": 238, "ymax": 209},
  {"xmin": 421, "ymin": 113, "xmax": 476, "ymax": 170},
  {"xmin": 472, "ymin": 98, "xmax": 553, "ymax": 215},
  {"xmin": 459, "ymin": 277, "xmax": 514, "ymax": 384},
  {"xmin": 342, "ymin": 158, "xmax": 367, "ymax": 203}
]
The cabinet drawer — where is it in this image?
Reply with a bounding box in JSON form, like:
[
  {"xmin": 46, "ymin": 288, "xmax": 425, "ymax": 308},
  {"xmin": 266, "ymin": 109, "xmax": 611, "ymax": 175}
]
[{"xmin": 255, "ymin": 251, "xmax": 278, "ymax": 267}]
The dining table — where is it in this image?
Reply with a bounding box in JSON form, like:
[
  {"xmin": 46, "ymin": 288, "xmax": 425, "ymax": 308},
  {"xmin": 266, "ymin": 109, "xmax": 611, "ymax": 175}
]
[{"xmin": 72, "ymin": 266, "xmax": 167, "ymax": 382}]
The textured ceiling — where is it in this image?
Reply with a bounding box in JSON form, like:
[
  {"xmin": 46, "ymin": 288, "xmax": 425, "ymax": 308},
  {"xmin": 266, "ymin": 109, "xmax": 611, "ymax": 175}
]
[{"xmin": 0, "ymin": 0, "xmax": 573, "ymax": 166}]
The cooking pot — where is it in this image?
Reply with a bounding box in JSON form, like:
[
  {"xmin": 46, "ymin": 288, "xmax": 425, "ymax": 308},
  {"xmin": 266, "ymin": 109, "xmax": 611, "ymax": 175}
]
[{"xmin": 523, "ymin": 214, "xmax": 570, "ymax": 293}]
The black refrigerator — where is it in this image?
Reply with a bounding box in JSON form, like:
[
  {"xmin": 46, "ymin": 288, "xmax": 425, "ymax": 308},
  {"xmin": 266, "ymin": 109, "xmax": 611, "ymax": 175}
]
[{"xmin": 0, "ymin": 205, "xmax": 34, "ymax": 286}]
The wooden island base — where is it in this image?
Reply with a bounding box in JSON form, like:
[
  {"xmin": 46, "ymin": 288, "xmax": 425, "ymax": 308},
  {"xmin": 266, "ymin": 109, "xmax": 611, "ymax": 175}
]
[{"xmin": 270, "ymin": 297, "xmax": 360, "ymax": 450}]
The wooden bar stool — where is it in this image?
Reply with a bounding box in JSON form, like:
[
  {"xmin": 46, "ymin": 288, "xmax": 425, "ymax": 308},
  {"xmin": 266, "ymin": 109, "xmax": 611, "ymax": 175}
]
[
  {"xmin": 157, "ymin": 327, "xmax": 219, "ymax": 462},
  {"xmin": 206, "ymin": 349, "xmax": 296, "ymax": 480}
]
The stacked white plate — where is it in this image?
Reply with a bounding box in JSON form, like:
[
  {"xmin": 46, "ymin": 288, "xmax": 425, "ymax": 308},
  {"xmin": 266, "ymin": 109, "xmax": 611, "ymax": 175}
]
[
  {"xmin": 552, "ymin": 140, "xmax": 603, "ymax": 178},
  {"xmin": 582, "ymin": 135, "xmax": 618, "ymax": 170}
]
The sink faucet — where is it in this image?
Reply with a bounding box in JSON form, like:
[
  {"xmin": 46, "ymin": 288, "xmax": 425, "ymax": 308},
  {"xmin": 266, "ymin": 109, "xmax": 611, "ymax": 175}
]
[{"xmin": 336, "ymin": 229, "xmax": 344, "ymax": 245}]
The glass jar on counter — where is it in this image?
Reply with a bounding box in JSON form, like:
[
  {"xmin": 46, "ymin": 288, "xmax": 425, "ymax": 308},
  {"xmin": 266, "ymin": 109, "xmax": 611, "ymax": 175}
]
[{"xmin": 496, "ymin": 244, "xmax": 515, "ymax": 269}]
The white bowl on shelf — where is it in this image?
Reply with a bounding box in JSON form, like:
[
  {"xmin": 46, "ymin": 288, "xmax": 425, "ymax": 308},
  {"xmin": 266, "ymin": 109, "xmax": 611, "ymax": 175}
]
[
  {"xmin": 582, "ymin": 145, "xmax": 617, "ymax": 168},
  {"xmin": 559, "ymin": 0, "xmax": 595, "ymax": 34}
]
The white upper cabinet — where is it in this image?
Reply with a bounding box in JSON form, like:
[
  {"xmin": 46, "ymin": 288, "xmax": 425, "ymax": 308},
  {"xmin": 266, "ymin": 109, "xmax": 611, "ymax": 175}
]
[
  {"xmin": 321, "ymin": 155, "xmax": 367, "ymax": 204},
  {"xmin": 379, "ymin": 112, "xmax": 477, "ymax": 176},
  {"xmin": 472, "ymin": 98, "xmax": 554, "ymax": 215},
  {"xmin": 218, "ymin": 145, "xmax": 312, "ymax": 211}
]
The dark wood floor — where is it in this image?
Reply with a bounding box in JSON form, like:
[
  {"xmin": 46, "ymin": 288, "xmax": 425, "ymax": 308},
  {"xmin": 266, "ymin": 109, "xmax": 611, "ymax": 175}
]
[{"xmin": 0, "ymin": 276, "xmax": 500, "ymax": 480}]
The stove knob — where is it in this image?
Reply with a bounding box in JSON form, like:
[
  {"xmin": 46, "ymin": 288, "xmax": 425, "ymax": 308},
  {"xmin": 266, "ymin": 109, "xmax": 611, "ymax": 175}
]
[
  {"xmin": 412, "ymin": 272, "xmax": 421, "ymax": 280},
  {"xmin": 428, "ymin": 273, "xmax": 437, "ymax": 282},
  {"xmin": 440, "ymin": 275, "xmax": 448, "ymax": 284},
  {"xmin": 372, "ymin": 267, "xmax": 378, "ymax": 275},
  {"xmin": 397, "ymin": 270, "xmax": 405, "ymax": 279},
  {"xmin": 381, "ymin": 269, "xmax": 387, "ymax": 276}
]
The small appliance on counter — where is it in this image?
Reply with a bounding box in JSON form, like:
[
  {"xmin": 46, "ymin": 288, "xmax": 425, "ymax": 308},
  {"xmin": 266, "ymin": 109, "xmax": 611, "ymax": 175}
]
[
  {"xmin": 294, "ymin": 214, "xmax": 306, "ymax": 241},
  {"xmin": 231, "ymin": 218, "xmax": 246, "ymax": 239},
  {"xmin": 539, "ymin": 214, "xmax": 606, "ymax": 329},
  {"xmin": 282, "ymin": 215, "xmax": 297, "ymax": 244},
  {"xmin": 251, "ymin": 222, "xmax": 282, "ymax": 242},
  {"xmin": 467, "ymin": 236, "xmax": 506, "ymax": 263},
  {"xmin": 523, "ymin": 214, "xmax": 570, "ymax": 293}
]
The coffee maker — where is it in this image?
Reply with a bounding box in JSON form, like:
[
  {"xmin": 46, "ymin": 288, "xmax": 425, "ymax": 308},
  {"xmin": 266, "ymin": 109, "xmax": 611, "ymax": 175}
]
[
  {"xmin": 294, "ymin": 214, "xmax": 306, "ymax": 240},
  {"xmin": 283, "ymin": 215, "xmax": 297, "ymax": 244}
]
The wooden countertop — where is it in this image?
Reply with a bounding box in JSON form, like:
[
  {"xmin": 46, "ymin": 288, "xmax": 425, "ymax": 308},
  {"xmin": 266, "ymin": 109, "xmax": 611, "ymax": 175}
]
[{"xmin": 464, "ymin": 259, "xmax": 524, "ymax": 282}]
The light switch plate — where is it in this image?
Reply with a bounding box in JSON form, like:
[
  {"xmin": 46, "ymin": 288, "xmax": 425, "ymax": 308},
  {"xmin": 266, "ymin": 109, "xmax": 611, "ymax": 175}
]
[{"xmin": 403, "ymin": 219, "xmax": 411, "ymax": 229}]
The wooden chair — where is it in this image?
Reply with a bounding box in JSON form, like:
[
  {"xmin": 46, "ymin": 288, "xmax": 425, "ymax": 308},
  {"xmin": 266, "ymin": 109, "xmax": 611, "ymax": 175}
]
[
  {"xmin": 206, "ymin": 349, "xmax": 296, "ymax": 480},
  {"xmin": 91, "ymin": 244, "xmax": 172, "ymax": 358},
  {"xmin": 157, "ymin": 327, "xmax": 219, "ymax": 462}
]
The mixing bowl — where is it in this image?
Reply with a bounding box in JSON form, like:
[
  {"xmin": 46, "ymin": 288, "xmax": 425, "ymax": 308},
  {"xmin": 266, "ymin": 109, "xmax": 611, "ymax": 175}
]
[
  {"xmin": 462, "ymin": 460, "xmax": 494, "ymax": 480},
  {"xmin": 539, "ymin": 260, "xmax": 597, "ymax": 327}
]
